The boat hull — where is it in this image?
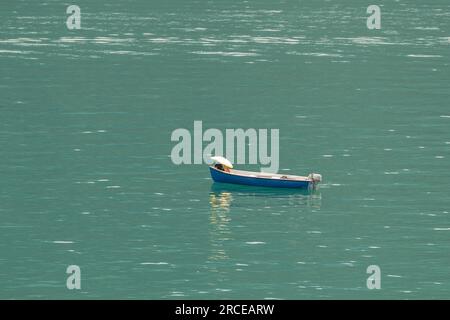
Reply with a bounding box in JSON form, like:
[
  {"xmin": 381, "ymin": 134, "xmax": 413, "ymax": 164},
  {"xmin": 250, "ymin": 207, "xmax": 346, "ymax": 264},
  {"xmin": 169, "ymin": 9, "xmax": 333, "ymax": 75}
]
[{"xmin": 209, "ymin": 167, "xmax": 312, "ymax": 189}]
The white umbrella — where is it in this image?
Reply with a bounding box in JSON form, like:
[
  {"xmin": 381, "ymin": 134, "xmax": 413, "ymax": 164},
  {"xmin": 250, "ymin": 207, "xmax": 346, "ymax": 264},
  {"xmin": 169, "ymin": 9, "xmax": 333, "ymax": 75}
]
[{"xmin": 210, "ymin": 156, "xmax": 233, "ymax": 168}]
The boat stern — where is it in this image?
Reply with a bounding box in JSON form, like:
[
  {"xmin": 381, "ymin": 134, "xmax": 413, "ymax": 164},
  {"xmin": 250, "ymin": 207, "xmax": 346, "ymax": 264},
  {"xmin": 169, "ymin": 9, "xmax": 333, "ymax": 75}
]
[{"xmin": 308, "ymin": 173, "xmax": 322, "ymax": 189}]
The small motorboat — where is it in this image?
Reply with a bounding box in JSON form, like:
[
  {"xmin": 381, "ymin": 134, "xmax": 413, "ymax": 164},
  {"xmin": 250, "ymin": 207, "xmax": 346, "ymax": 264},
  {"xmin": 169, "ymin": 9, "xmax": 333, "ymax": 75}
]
[{"xmin": 209, "ymin": 156, "xmax": 322, "ymax": 189}]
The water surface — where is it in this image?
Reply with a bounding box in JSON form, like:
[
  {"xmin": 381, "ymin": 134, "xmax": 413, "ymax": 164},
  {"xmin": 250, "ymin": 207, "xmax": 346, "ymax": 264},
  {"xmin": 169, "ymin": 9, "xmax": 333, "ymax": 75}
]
[{"xmin": 0, "ymin": 0, "xmax": 449, "ymax": 299}]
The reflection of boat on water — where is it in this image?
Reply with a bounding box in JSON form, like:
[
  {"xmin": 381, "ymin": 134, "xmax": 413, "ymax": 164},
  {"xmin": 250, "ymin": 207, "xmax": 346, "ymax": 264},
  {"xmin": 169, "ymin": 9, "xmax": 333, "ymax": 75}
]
[
  {"xmin": 207, "ymin": 183, "xmax": 322, "ymax": 266},
  {"xmin": 208, "ymin": 191, "xmax": 233, "ymax": 261},
  {"xmin": 210, "ymin": 190, "xmax": 233, "ymax": 212},
  {"xmin": 210, "ymin": 183, "xmax": 322, "ymax": 210}
]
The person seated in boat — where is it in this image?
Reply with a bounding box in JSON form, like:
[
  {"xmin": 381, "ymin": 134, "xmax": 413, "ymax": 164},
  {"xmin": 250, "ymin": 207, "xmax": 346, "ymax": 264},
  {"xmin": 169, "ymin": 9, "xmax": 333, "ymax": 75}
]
[{"xmin": 214, "ymin": 163, "xmax": 230, "ymax": 173}]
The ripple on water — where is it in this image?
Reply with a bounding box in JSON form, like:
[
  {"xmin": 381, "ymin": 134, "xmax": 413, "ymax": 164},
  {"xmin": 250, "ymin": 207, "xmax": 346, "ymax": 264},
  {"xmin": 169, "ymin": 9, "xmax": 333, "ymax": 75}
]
[
  {"xmin": 191, "ymin": 51, "xmax": 259, "ymax": 57},
  {"xmin": 342, "ymin": 37, "xmax": 399, "ymax": 46},
  {"xmin": 341, "ymin": 262, "xmax": 355, "ymax": 267},
  {"xmin": 170, "ymin": 292, "xmax": 185, "ymax": 297},
  {"xmin": 287, "ymin": 52, "xmax": 346, "ymax": 58},
  {"xmin": 407, "ymin": 54, "xmax": 442, "ymax": 58}
]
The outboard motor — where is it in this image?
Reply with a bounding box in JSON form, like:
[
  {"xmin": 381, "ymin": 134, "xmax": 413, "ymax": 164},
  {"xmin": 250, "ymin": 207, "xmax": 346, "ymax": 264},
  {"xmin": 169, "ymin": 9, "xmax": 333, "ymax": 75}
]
[{"xmin": 308, "ymin": 173, "xmax": 322, "ymax": 183}]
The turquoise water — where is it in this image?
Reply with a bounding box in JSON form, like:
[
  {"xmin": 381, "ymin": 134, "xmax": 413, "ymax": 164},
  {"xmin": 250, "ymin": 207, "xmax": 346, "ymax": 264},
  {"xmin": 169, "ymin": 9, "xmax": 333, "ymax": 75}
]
[{"xmin": 1, "ymin": 0, "xmax": 449, "ymax": 299}]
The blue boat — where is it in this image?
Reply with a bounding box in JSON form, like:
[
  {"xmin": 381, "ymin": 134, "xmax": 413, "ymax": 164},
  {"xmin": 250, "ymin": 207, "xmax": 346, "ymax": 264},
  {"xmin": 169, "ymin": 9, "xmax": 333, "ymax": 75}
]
[{"xmin": 209, "ymin": 157, "xmax": 322, "ymax": 189}]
